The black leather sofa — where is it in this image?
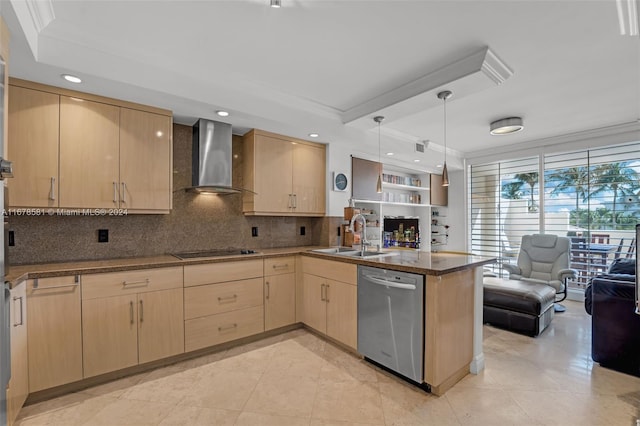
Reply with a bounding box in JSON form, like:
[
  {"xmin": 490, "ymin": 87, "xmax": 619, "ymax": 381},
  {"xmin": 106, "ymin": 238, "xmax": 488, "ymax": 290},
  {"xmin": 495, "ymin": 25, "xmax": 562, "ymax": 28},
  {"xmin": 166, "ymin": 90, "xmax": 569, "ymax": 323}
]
[{"xmin": 585, "ymin": 258, "xmax": 640, "ymax": 377}]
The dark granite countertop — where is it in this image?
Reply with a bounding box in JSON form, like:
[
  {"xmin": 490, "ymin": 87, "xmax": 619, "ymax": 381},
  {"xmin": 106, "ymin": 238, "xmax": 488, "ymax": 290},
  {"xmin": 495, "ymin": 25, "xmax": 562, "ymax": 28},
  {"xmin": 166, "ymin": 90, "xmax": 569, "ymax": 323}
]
[{"xmin": 6, "ymin": 246, "xmax": 495, "ymax": 288}]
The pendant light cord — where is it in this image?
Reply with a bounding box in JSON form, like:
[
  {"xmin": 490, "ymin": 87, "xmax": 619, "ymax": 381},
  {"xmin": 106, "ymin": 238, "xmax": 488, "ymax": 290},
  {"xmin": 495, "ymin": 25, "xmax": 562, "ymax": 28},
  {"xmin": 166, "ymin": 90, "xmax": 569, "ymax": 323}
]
[{"xmin": 443, "ymin": 96, "xmax": 447, "ymax": 165}]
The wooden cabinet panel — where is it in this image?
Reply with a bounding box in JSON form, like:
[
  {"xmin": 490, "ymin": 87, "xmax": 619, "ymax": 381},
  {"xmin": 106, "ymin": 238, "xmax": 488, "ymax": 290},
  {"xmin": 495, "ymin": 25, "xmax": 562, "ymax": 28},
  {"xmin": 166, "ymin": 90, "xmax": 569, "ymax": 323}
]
[
  {"xmin": 82, "ymin": 294, "xmax": 139, "ymax": 378},
  {"xmin": 82, "ymin": 267, "xmax": 183, "ymax": 299},
  {"xmin": 253, "ymin": 134, "xmax": 293, "ymax": 213},
  {"xmin": 301, "ymin": 257, "xmax": 357, "ymax": 285},
  {"xmin": 27, "ymin": 276, "xmax": 83, "ymax": 392},
  {"xmin": 59, "ymin": 96, "xmax": 120, "ymax": 208},
  {"xmin": 292, "ymin": 143, "xmax": 325, "ymax": 215},
  {"xmin": 119, "ymin": 108, "xmax": 172, "ymax": 211},
  {"xmin": 184, "ymin": 306, "xmax": 264, "ymax": 352},
  {"xmin": 138, "ymin": 288, "xmax": 185, "ymax": 364},
  {"xmin": 301, "ymin": 273, "xmax": 327, "ymax": 334},
  {"xmin": 7, "ymin": 281, "xmax": 28, "ymax": 425},
  {"xmin": 7, "ymin": 86, "xmax": 60, "ymax": 207},
  {"xmin": 264, "ymin": 256, "xmax": 296, "ymax": 276},
  {"xmin": 184, "ymin": 260, "xmax": 263, "ymax": 287},
  {"xmin": 242, "ymin": 129, "xmax": 326, "ymax": 216},
  {"xmin": 424, "ymin": 270, "xmax": 473, "ymax": 387},
  {"xmin": 184, "ymin": 277, "xmax": 263, "ymax": 319},
  {"xmin": 264, "ymin": 273, "xmax": 296, "ymax": 331},
  {"xmin": 325, "ymin": 279, "xmax": 357, "ymax": 350}
]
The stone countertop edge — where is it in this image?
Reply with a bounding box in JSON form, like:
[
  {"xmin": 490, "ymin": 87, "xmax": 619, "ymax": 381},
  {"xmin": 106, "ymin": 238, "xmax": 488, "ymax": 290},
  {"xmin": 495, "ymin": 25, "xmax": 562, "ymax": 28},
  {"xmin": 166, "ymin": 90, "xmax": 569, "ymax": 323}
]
[{"xmin": 6, "ymin": 246, "xmax": 496, "ymax": 288}]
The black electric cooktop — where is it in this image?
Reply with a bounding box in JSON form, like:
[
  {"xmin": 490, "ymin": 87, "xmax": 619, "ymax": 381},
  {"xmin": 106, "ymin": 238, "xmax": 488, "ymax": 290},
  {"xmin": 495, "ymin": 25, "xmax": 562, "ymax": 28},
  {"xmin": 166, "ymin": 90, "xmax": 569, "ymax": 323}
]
[{"xmin": 171, "ymin": 249, "xmax": 259, "ymax": 260}]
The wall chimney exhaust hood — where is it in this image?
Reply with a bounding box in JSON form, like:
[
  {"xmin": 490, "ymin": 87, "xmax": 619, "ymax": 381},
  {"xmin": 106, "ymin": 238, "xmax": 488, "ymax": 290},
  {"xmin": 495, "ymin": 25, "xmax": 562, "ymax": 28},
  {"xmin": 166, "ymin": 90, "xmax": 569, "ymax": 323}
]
[{"xmin": 188, "ymin": 118, "xmax": 246, "ymax": 194}]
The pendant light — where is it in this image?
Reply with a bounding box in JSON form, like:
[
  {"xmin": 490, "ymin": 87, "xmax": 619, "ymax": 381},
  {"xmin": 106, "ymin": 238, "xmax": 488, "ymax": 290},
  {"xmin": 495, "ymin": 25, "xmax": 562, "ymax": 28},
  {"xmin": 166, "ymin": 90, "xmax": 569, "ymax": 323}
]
[
  {"xmin": 437, "ymin": 90, "xmax": 452, "ymax": 187},
  {"xmin": 373, "ymin": 116, "xmax": 385, "ymax": 193}
]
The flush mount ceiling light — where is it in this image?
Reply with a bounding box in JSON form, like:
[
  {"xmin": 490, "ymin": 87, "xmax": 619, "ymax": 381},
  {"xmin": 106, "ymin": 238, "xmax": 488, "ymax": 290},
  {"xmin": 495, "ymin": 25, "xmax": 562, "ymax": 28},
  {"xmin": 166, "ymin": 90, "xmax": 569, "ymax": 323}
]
[
  {"xmin": 437, "ymin": 90, "xmax": 452, "ymax": 187},
  {"xmin": 62, "ymin": 74, "xmax": 82, "ymax": 83},
  {"xmin": 374, "ymin": 116, "xmax": 385, "ymax": 194},
  {"xmin": 216, "ymin": 110, "xmax": 229, "ymax": 117},
  {"xmin": 270, "ymin": 0, "xmax": 281, "ymax": 8},
  {"xmin": 490, "ymin": 117, "xmax": 524, "ymax": 135},
  {"xmin": 616, "ymin": 0, "xmax": 639, "ymax": 36}
]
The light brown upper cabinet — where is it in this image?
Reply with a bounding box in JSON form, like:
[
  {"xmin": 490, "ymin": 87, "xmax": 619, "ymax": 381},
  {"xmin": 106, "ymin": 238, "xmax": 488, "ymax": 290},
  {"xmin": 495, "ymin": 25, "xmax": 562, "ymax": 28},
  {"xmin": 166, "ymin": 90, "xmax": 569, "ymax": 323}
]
[
  {"xmin": 430, "ymin": 174, "xmax": 448, "ymax": 206},
  {"xmin": 243, "ymin": 129, "xmax": 326, "ymax": 216},
  {"xmin": 7, "ymin": 86, "xmax": 60, "ymax": 207},
  {"xmin": 119, "ymin": 108, "xmax": 172, "ymax": 211},
  {"xmin": 59, "ymin": 96, "xmax": 120, "ymax": 208},
  {"xmin": 7, "ymin": 79, "xmax": 173, "ymax": 213}
]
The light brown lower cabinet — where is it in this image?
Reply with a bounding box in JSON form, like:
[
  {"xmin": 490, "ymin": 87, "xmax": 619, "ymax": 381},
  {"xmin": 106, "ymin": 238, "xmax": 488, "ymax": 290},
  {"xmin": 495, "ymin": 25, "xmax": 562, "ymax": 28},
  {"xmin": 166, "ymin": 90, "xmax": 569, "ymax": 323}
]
[
  {"xmin": 82, "ymin": 267, "xmax": 184, "ymax": 378},
  {"xmin": 26, "ymin": 276, "xmax": 83, "ymax": 392},
  {"xmin": 301, "ymin": 258, "xmax": 357, "ymax": 350},
  {"xmin": 264, "ymin": 256, "xmax": 296, "ymax": 331},
  {"xmin": 6, "ymin": 280, "xmax": 28, "ymax": 426},
  {"xmin": 184, "ymin": 261, "xmax": 265, "ymax": 352}
]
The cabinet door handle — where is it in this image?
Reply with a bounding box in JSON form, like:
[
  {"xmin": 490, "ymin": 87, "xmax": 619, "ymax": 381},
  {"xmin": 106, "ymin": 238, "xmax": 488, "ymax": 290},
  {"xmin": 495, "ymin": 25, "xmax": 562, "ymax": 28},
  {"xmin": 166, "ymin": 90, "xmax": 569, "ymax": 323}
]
[
  {"xmin": 288, "ymin": 194, "xmax": 293, "ymax": 209},
  {"xmin": 326, "ymin": 284, "xmax": 330, "ymax": 303},
  {"xmin": 129, "ymin": 301, "xmax": 134, "ymax": 325},
  {"xmin": 293, "ymin": 194, "xmax": 297, "ymax": 208},
  {"xmin": 32, "ymin": 281, "xmax": 79, "ymax": 291},
  {"xmin": 218, "ymin": 323, "xmax": 237, "ymax": 332},
  {"xmin": 121, "ymin": 182, "xmax": 127, "ymax": 204},
  {"xmin": 122, "ymin": 278, "xmax": 149, "ymax": 287},
  {"xmin": 139, "ymin": 300, "xmax": 144, "ymax": 323},
  {"xmin": 12, "ymin": 296, "xmax": 23, "ymax": 326},
  {"xmin": 272, "ymin": 263, "xmax": 289, "ymax": 270},
  {"xmin": 217, "ymin": 294, "xmax": 238, "ymax": 303},
  {"xmin": 265, "ymin": 281, "xmax": 270, "ymax": 300},
  {"xmin": 320, "ymin": 283, "xmax": 325, "ymax": 301},
  {"xmin": 49, "ymin": 177, "xmax": 56, "ymax": 200},
  {"xmin": 113, "ymin": 182, "xmax": 119, "ymax": 203}
]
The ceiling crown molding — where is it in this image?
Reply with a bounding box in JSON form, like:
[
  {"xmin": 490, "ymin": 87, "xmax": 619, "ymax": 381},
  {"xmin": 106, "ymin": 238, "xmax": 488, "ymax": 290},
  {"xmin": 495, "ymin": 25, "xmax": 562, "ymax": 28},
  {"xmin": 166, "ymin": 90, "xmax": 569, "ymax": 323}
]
[
  {"xmin": 9, "ymin": 0, "xmax": 55, "ymax": 58},
  {"xmin": 340, "ymin": 46, "xmax": 514, "ymax": 127}
]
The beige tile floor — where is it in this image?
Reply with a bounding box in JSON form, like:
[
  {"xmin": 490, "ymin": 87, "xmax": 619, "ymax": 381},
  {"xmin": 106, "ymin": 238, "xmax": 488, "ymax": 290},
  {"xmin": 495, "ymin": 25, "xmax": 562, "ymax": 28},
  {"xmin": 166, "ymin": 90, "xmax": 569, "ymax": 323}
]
[{"xmin": 16, "ymin": 301, "xmax": 640, "ymax": 425}]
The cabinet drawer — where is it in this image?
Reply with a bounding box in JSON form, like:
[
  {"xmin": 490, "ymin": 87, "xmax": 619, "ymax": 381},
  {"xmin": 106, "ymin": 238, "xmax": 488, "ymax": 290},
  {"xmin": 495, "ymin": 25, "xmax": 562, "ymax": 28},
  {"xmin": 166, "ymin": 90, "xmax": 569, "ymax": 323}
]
[
  {"xmin": 264, "ymin": 256, "xmax": 295, "ymax": 276},
  {"xmin": 302, "ymin": 257, "xmax": 357, "ymax": 285},
  {"xmin": 82, "ymin": 266, "xmax": 183, "ymax": 300},
  {"xmin": 184, "ymin": 259, "xmax": 263, "ymax": 287},
  {"xmin": 184, "ymin": 305, "xmax": 264, "ymax": 352},
  {"xmin": 184, "ymin": 277, "xmax": 263, "ymax": 320}
]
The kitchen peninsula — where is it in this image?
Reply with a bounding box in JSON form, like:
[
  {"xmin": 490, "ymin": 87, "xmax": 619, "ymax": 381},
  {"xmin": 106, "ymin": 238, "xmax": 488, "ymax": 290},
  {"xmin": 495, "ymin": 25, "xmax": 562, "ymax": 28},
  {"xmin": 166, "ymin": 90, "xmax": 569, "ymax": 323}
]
[{"xmin": 7, "ymin": 246, "xmax": 493, "ymax": 419}]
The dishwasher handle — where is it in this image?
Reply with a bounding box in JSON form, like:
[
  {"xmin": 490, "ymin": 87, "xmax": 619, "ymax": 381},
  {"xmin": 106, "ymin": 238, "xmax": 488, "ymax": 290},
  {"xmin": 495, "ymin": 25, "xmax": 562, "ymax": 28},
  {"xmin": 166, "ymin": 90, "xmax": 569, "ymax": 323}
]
[{"xmin": 363, "ymin": 274, "xmax": 417, "ymax": 290}]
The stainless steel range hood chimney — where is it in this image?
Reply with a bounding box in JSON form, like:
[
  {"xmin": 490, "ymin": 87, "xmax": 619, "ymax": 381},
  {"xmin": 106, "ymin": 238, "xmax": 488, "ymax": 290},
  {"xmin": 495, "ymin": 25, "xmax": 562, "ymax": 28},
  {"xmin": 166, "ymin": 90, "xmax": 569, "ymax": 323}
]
[{"xmin": 188, "ymin": 118, "xmax": 243, "ymax": 194}]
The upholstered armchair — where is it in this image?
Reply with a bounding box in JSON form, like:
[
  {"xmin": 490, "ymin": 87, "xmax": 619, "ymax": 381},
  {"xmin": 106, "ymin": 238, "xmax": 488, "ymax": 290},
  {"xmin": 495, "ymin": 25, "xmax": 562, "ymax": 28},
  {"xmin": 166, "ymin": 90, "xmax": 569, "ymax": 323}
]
[{"xmin": 502, "ymin": 234, "xmax": 577, "ymax": 312}]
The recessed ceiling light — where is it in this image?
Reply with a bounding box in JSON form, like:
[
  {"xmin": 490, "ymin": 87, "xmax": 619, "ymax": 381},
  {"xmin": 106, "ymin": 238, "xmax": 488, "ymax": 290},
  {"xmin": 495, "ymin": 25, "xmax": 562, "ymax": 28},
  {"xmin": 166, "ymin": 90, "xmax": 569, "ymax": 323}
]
[
  {"xmin": 62, "ymin": 74, "xmax": 82, "ymax": 83},
  {"xmin": 386, "ymin": 152, "xmax": 394, "ymax": 156},
  {"xmin": 437, "ymin": 164, "xmax": 443, "ymax": 168},
  {"xmin": 414, "ymin": 159, "xmax": 420, "ymax": 162},
  {"xmin": 308, "ymin": 133, "xmax": 319, "ymax": 138},
  {"xmin": 490, "ymin": 117, "xmax": 524, "ymax": 135},
  {"xmin": 216, "ymin": 110, "xmax": 229, "ymax": 117},
  {"xmin": 270, "ymin": 0, "xmax": 281, "ymax": 8}
]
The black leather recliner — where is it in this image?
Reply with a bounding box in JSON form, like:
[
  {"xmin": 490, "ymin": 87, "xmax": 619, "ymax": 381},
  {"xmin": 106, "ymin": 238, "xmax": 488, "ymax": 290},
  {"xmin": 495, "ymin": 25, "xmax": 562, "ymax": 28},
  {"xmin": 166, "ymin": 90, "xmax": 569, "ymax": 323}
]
[{"xmin": 585, "ymin": 258, "xmax": 640, "ymax": 377}]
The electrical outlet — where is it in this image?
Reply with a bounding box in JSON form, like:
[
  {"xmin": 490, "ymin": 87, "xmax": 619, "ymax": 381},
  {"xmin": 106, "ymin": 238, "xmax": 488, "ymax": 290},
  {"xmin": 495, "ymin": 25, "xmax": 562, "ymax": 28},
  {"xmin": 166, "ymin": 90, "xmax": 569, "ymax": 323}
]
[
  {"xmin": 251, "ymin": 227, "xmax": 258, "ymax": 237},
  {"xmin": 300, "ymin": 226, "xmax": 306, "ymax": 236},
  {"xmin": 98, "ymin": 229, "xmax": 109, "ymax": 243}
]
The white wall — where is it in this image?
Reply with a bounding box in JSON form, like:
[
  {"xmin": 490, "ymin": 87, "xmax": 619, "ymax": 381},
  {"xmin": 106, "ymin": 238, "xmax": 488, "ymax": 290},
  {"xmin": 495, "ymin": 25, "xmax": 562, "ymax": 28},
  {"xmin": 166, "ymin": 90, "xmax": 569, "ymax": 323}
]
[{"xmin": 446, "ymin": 169, "xmax": 466, "ymax": 252}]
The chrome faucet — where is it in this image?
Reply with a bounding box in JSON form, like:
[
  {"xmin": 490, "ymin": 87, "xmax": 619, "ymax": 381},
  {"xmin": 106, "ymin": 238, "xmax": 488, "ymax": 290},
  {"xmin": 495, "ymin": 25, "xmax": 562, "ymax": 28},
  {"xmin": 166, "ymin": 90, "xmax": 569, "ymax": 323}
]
[{"xmin": 350, "ymin": 213, "xmax": 370, "ymax": 256}]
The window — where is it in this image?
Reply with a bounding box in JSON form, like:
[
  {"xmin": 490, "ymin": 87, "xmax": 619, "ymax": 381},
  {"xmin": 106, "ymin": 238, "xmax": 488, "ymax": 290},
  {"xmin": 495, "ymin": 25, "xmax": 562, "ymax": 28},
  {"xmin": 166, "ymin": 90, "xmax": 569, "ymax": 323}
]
[{"xmin": 470, "ymin": 142, "xmax": 640, "ymax": 286}]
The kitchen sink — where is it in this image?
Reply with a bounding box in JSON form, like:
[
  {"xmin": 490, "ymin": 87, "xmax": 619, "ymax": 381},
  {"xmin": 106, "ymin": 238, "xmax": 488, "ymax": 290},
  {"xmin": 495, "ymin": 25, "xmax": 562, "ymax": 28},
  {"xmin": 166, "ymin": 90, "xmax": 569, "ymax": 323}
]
[
  {"xmin": 311, "ymin": 247, "xmax": 397, "ymax": 258},
  {"xmin": 311, "ymin": 247, "xmax": 359, "ymax": 255},
  {"xmin": 345, "ymin": 251, "xmax": 397, "ymax": 258}
]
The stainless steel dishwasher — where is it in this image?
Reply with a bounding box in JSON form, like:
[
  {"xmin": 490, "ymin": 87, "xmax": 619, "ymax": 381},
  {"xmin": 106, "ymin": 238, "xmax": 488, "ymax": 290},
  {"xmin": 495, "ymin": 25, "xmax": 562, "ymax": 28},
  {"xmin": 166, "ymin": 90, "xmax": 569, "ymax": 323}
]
[{"xmin": 357, "ymin": 265, "xmax": 424, "ymax": 383}]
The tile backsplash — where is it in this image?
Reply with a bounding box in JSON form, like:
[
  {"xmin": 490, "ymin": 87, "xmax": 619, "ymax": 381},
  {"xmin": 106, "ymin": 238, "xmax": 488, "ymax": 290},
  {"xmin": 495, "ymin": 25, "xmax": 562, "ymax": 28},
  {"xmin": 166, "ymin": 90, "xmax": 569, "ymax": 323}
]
[{"xmin": 8, "ymin": 124, "xmax": 341, "ymax": 265}]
